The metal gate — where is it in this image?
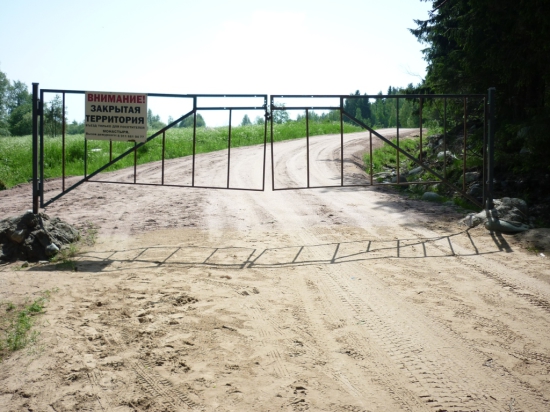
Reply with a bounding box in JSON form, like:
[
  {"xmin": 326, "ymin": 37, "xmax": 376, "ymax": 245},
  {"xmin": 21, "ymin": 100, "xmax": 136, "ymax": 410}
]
[
  {"xmin": 31, "ymin": 84, "xmax": 269, "ymax": 213},
  {"xmin": 31, "ymin": 84, "xmax": 495, "ymax": 213},
  {"xmin": 269, "ymin": 90, "xmax": 495, "ymax": 209}
]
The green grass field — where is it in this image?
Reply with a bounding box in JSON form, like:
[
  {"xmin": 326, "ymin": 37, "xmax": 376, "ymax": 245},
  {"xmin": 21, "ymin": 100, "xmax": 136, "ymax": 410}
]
[
  {"xmin": 363, "ymin": 137, "xmax": 420, "ymax": 175},
  {"xmin": 0, "ymin": 120, "xmax": 362, "ymax": 189}
]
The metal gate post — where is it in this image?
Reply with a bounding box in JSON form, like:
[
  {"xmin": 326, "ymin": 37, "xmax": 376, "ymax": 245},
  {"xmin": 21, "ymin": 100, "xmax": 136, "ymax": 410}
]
[
  {"xmin": 486, "ymin": 87, "xmax": 496, "ymax": 210},
  {"xmin": 32, "ymin": 83, "xmax": 39, "ymax": 214},
  {"xmin": 270, "ymin": 96, "xmax": 275, "ymax": 191}
]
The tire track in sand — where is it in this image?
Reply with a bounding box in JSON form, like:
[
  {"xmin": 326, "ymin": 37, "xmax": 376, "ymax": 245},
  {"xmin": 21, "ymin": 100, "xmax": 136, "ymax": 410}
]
[{"xmin": 295, "ymin": 227, "xmax": 548, "ymax": 411}]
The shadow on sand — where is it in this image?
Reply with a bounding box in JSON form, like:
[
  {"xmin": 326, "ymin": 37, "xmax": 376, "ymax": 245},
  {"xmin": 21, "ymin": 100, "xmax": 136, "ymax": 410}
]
[{"xmin": 25, "ymin": 228, "xmax": 510, "ymax": 273}]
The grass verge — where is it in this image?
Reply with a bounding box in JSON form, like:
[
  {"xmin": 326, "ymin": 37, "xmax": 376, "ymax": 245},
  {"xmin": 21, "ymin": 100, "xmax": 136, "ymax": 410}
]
[
  {"xmin": 363, "ymin": 137, "xmax": 419, "ymax": 174},
  {"xmin": 0, "ymin": 290, "xmax": 54, "ymax": 361}
]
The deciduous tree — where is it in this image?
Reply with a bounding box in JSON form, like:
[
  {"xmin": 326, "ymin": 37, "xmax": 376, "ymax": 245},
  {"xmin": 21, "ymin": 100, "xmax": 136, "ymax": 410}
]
[
  {"xmin": 272, "ymin": 106, "xmax": 289, "ymax": 124},
  {"xmin": 7, "ymin": 81, "xmax": 30, "ymax": 113},
  {"xmin": 44, "ymin": 95, "xmax": 63, "ymax": 137},
  {"xmin": 8, "ymin": 103, "xmax": 32, "ymax": 136},
  {"xmin": 0, "ymin": 70, "xmax": 10, "ymax": 136}
]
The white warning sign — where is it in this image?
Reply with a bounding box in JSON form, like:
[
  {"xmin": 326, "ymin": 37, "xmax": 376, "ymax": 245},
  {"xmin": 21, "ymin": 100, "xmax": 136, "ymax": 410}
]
[{"xmin": 85, "ymin": 91, "xmax": 148, "ymax": 142}]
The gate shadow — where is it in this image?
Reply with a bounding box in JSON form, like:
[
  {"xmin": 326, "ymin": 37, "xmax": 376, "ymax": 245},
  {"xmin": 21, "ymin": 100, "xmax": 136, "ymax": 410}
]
[{"xmin": 29, "ymin": 229, "xmax": 504, "ymax": 273}]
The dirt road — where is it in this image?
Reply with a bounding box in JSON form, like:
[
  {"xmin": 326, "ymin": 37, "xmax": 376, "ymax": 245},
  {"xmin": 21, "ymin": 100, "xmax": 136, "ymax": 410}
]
[{"xmin": 1, "ymin": 129, "xmax": 549, "ymax": 411}]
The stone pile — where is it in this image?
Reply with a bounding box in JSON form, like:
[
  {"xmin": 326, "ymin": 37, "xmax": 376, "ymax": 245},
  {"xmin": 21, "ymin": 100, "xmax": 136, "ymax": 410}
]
[
  {"xmin": 0, "ymin": 211, "xmax": 79, "ymax": 262},
  {"xmin": 462, "ymin": 197, "xmax": 531, "ymax": 233}
]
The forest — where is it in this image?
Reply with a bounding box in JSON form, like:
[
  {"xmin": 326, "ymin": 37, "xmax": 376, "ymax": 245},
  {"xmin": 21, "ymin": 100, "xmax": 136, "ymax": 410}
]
[{"xmin": 410, "ymin": 0, "xmax": 549, "ymax": 176}]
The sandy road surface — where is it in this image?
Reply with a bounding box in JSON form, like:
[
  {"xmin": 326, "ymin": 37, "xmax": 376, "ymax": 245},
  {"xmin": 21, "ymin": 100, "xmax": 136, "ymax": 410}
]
[{"xmin": 1, "ymin": 129, "xmax": 550, "ymax": 411}]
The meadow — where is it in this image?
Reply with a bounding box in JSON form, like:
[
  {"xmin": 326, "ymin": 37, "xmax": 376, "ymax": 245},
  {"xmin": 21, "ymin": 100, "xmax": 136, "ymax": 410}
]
[{"xmin": 0, "ymin": 120, "xmax": 362, "ymax": 189}]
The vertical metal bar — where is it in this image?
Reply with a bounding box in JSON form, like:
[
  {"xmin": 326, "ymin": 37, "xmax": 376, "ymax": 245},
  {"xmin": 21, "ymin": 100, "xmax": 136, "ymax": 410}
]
[
  {"xmin": 162, "ymin": 131, "xmax": 165, "ymax": 185},
  {"xmin": 340, "ymin": 97, "xmax": 344, "ymax": 187},
  {"xmin": 227, "ymin": 109, "xmax": 232, "ymax": 189},
  {"xmin": 32, "ymin": 83, "xmax": 39, "ymax": 214},
  {"xmin": 419, "ymin": 98, "xmax": 423, "ymax": 164},
  {"xmin": 84, "ymin": 138, "xmax": 88, "ymax": 178},
  {"xmin": 192, "ymin": 97, "xmax": 197, "ymax": 187},
  {"xmin": 109, "ymin": 140, "xmax": 112, "ymax": 162},
  {"xmin": 487, "ymin": 88, "xmax": 496, "ymax": 210},
  {"xmin": 39, "ymin": 90, "xmax": 44, "ymax": 208},
  {"xmin": 463, "ymin": 97, "xmax": 467, "ymax": 192},
  {"xmin": 369, "ymin": 130, "xmax": 373, "ymax": 186},
  {"xmin": 262, "ymin": 97, "xmax": 267, "ymax": 191},
  {"xmin": 396, "ymin": 97, "xmax": 400, "ymax": 184},
  {"xmin": 133, "ymin": 142, "xmax": 137, "ymax": 184},
  {"xmin": 482, "ymin": 96, "xmax": 487, "ymax": 207},
  {"xmin": 443, "ymin": 98, "xmax": 447, "ymax": 179},
  {"xmin": 270, "ymin": 97, "xmax": 275, "ymax": 190},
  {"xmin": 62, "ymin": 92, "xmax": 66, "ymax": 192},
  {"xmin": 306, "ymin": 109, "xmax": 310, "ymax": 188}
]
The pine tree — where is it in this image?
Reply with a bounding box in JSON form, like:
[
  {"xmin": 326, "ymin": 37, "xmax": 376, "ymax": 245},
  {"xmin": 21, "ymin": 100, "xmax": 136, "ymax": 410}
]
[{"xmin": 241, "ymin": 114, "xmax": 251, "ymax": 126}]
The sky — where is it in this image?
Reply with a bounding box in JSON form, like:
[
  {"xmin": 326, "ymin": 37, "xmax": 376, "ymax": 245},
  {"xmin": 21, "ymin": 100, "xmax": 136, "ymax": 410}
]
[{"xmin": 0, "ymin": 0, "xmax": 433, "ymax": 126}]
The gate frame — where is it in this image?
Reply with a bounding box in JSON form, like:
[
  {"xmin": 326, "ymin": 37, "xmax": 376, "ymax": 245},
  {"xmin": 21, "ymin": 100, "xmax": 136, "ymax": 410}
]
[
  {"xmin": 269, "ymin": 90, "xmax": 495, "ymax": 209},
  {"xmin": 31, "ymin": 86, "xmax": 495, "ymax": 213},
  {"xmin": 32, "ymin": 86, "xmax": 269, "ymax": 212}
]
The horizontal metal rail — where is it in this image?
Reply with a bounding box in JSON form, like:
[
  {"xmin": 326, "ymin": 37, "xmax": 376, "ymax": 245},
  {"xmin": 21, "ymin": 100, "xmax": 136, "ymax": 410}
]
[
  {"xmin": 271, "ymin": 180, "xmax": 450, "ymax": 191},
  {"xmin": 40, "ymin": 89, "xmax": 268, "ymax": 99}
]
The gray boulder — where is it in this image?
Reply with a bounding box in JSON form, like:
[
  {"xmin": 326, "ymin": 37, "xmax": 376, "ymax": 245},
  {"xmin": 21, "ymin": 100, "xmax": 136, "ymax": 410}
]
[
  {"xmin": 391, "ymin": 175, "xmax": 409, "ymax": 188},
  {"xmin": 484, "ymin": 218, "xmax": 530, "ymax": 233},
  {"xmin": 45, "ymin": 243, "xmax": 60, "ymax": 257},
  {"xmin": 422, "ymin": 192, "xmax": 442, "ymax": 202},
  {"xmin": 458, "ymin": 172, "xmax": 480, "ymax": 186},
  {"xmin": 437, "ymin": 151, "xmax": 457, "ymax": 160},
  {"xmin": 407, "ymin": 166, "xmax": 424, "ymax": 176},
  {"xmin": 467, "ymin": 184, "xmax": 483, "ymax": 198}
]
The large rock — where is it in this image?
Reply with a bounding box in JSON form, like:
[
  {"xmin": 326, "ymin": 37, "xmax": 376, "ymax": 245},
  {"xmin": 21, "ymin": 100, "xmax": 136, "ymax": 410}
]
[
  {"xmin": 0, "ymin": 211, "xmax": 79, "ymax": 262},
  {"xmin": 407, "ymin": 166, "xmax": 424, "ymax": 176},
  {"xmin": 467, "ymin": 183, "xmax": 483, "ymax": 198},
  {"xmin": 422, "ymin": 192, "xmax": 442, "ymax": 202},
  {"xmin": 391, "ymin": 175, "xmax": 409, "ymax": 188},
  {"xmin": 484, "ymin": 217, "xmax": 530, "ymax": 233},
  {"xmin": 462, "ymin": 197, "xmax": 531, "ymax": 233},
  {"xmin": 437, "ymin": 151, "xmax": 457, "ymax": 160},
  {"xmin": 458, "ymin": 171, "xmax": 480, "ymax": 186}
]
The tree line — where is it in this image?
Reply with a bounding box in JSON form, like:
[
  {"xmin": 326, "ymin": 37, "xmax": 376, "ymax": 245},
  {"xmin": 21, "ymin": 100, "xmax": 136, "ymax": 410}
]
[
  {"xmin": 341, "ymin": 85, "xmax": 421, "ymax": 128},
  {"xmin": 267, "ymin": 85, "xmax": 422, "ymax": 129},
  {"xmin": 0, "ymin": 72, "xmax": 32, "ymax": 137},
  {"xmin": 0, "ymin": 70, "xmax": 456, "ymax": 139},
  {"xmin": 0, "ymin": 72, "xmax": 212, "ymax": 137},
  {"xmin": 0, "ymin": 74, "xmax": 75, "ymax": 138}
]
